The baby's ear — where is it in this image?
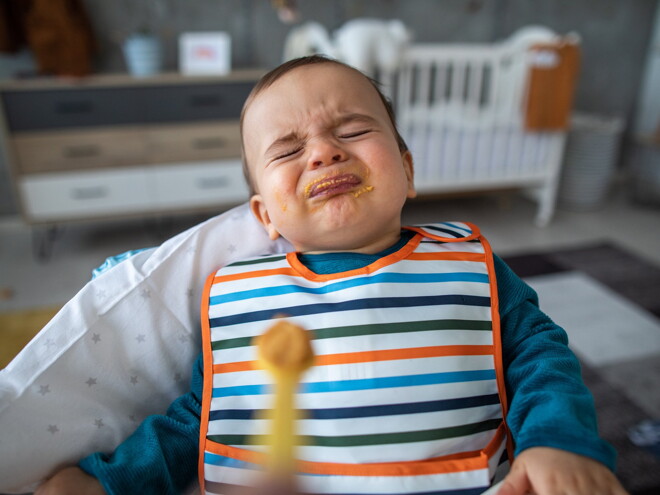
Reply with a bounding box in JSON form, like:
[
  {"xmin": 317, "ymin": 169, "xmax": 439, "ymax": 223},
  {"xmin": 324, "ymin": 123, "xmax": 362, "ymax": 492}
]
[
  {"xmin": 250, "ymin": 195, "xmax": 281, "ymax": 241},
  {"xmin": 402, "ymin": 151, "xmax": 416, "ymax": 199}
]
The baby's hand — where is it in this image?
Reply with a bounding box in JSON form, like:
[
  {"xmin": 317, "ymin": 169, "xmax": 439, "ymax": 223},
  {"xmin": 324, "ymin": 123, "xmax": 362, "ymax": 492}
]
[
  {"xmin": 497, "ymin": 447, "xmax": 628, "ymax": 495},
  {"xmin": 34, "ymin": 466, "xmax": 105, "ymax": 495}
]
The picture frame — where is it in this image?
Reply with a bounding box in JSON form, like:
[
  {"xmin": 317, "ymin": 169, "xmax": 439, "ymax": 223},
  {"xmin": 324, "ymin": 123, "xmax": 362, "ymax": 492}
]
[{"xmin": 179, "ymin": 32, "xmax": 231, "ymax": 75}]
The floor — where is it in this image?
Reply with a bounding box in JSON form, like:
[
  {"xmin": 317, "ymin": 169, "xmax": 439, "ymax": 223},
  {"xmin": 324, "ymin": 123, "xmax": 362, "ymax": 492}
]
[{"xmin": 2, "ymin": 186, "xmax": 660, "ymax": 314}]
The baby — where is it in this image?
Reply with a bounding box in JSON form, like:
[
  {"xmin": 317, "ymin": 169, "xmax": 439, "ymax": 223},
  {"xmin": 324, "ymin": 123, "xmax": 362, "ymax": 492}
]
[{"xmin": 37, "ymin": 56, "xmax": 628, "ymax": 495}]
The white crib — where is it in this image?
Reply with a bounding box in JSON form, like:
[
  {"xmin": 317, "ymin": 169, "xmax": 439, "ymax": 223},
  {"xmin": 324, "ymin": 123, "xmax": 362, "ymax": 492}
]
[{"xmin": 383, "ymin": 29, "xmax": 580, "ymax": 226}]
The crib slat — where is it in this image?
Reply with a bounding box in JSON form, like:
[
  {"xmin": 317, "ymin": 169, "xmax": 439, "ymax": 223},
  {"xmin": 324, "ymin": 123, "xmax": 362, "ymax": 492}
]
[
  {"xmin": 433, "ymin": 62, "xmax": 447, "ymax": 106},
  {"xmin": 416, "ymin": 62, "xmax": 432, "ymax": 106},
  {"xmin": 468, "ymin": 60, "xmax": 484, "ymax": 118},
  {"xmin": 450, "ymin": 60, "xmax": 466, "ymax": 108}
]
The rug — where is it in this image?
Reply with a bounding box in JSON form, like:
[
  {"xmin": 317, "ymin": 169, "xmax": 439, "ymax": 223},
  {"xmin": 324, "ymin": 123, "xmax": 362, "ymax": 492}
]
[
  {"xmin": 0, "ymin": 306, "xmax": 60, "ymax": 369},
  {"xmin": 502, "ymin": 243, "xmax": 660, "ymax": 495}
]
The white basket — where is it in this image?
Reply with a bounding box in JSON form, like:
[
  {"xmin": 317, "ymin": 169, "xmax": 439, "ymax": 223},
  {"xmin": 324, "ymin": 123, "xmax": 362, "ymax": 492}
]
[{"xmin": 558, "ymin": 113, "xmax": 625, "ymax": 210}]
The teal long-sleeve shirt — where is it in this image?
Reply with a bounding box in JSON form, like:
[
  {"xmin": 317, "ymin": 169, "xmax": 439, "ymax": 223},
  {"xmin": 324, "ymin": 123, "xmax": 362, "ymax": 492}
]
[{"xmin": 79, "ymin": 245, "xmax": 617, "ymax": 494}]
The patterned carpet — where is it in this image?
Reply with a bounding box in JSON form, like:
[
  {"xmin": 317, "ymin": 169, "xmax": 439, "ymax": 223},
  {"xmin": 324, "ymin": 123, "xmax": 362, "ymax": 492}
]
[{"xmin": 503, "ymin": 243, "xmax": 660, "ymax": 495}]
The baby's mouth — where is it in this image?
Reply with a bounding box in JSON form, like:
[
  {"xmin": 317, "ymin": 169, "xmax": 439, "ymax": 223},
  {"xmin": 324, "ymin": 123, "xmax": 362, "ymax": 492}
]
[{"xmin": 304, "ymin": 173, "xmax": 364, "ymax": 199}]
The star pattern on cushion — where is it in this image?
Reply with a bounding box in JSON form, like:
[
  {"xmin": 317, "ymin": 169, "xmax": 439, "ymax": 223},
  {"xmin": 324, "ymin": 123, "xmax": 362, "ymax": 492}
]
[{"xmin": 0, "ymin": 203, "xmax": 288, "ymax": 492}]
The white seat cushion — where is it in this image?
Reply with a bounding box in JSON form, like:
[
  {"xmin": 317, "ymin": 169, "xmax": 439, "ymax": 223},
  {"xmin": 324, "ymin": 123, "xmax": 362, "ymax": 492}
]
[{"xmin": 0, "ymin": 203, "xmax": 290, "ymax": 493}]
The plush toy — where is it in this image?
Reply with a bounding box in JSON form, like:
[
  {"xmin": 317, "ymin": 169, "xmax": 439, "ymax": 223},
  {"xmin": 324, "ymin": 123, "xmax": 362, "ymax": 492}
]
[{"xmin": 282, "ymin": 18, "xmax": 411, "ymax": 77}]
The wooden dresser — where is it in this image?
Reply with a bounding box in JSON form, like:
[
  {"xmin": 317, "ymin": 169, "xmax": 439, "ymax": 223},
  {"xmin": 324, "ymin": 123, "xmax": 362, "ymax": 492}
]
[{"xmin": 0, "ymin": 70, "xmax": 263, "ymax": 224}]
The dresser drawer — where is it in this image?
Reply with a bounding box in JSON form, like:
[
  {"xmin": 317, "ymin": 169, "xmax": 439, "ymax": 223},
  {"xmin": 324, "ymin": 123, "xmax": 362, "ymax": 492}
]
[
  {"xmin": 19, "ymin": 168, "xmax": 154, "ymax": 221},
  {"xmin": 12, "ymin": 128, "xmax": 147, "ymax": 174},
  {"xmin": 142, "ymin": 82, "xmax": 253, "ymax": 123},
  {"xmin": 146, "ymin": 122, "xmax": 241, "ymax": 164},
  {"xmin": 2, "ymin": 87, "xmax": 142, "ymax": 131},
  {"xmin": 152, "ymin": 160, "xmax": 249, "ymax": 209}
]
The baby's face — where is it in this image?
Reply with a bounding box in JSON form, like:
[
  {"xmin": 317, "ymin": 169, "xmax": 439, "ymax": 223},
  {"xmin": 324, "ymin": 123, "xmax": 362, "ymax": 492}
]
[{"xmin": 243, "ymin": 63, "xmax": 415, "ymax": 253}]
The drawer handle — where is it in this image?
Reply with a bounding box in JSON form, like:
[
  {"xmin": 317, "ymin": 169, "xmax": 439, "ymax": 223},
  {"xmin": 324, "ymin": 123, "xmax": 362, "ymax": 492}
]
[
  {"xmin": 189, "ymin": 94, "xmax": 222, "ymax": 107},
  {"xmin": 71, "ymin": 186, "xmax": 108, "ymax": 200},
  {"xmin": 192, "ymin": 137, "xmax": 226, "ymax": 150},
  {"xmin": 56, "ymin": 101, "xmax": 94, "ymax": 115},
  {"xmin": 196, "ymin": 177, "xmax": 229, "ymax": 189},
  {"xmin": 63, "ymin": 144, "xmax": 101, "ymax": 158}
]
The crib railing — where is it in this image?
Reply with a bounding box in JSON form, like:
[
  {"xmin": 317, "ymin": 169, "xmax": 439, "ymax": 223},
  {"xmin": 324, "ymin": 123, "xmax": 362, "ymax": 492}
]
[{"xmin": 381, "ymin": 37, "xmax": 578, "ymax": 226}]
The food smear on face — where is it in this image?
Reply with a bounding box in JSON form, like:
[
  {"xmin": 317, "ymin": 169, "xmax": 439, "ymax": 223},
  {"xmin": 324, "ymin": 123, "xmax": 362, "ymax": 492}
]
[
  {"xmin": 304, "ymin": 173, "xmax": 364, "ymax": 199},
  {"xmin": 274, "ymin": 191, "xmax": 288, "ymax": 212},
  {"xmin": 352, "ymin": 185, "xmax": 374, "ymax": 198}
]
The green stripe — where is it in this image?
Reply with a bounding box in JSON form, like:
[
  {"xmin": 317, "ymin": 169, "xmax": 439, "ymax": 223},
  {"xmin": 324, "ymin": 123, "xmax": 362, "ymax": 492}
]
[
  {"xmin": 314, "ymin": 319, "xmax": 491, "ymax": 340},
  {"xmin": 211, "ymin": 319, "xmax": 491, "ymax": 351},
  {"xmin": 227, "ymin": 255, "xmax": 287, "ymax": 267},
  {"xmin": 208, "ymin": 418, "xmax": 501, "ymax": 447}
]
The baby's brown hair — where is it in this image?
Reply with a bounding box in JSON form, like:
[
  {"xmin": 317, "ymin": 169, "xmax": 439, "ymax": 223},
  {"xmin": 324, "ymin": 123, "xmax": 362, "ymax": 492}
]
[{"xmin": 239, "ymin": 55, "xmax": 408, "ymax": 196}]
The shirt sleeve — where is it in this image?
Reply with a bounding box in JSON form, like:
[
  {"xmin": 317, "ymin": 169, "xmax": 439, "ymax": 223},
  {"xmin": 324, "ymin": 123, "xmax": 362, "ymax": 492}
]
[
  {"xmin": 493, "ymin": 255, "xmax": 617, "ymax": 471},
  {"xmin": 78, "ymin": 353, "xmax": 204, "ymax": 495}
]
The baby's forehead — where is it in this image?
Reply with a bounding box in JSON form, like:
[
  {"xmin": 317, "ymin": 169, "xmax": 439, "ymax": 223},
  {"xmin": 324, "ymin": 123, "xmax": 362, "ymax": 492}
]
[{"xmin": 245, "ymin": 64, "xmax": 382, "ymax": 126}]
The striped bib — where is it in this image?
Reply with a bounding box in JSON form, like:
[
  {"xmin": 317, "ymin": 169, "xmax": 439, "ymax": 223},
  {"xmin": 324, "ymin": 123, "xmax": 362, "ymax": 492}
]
[{"xmin": 199, "ymin": 223, "xmax": 510, "ymax": 494}]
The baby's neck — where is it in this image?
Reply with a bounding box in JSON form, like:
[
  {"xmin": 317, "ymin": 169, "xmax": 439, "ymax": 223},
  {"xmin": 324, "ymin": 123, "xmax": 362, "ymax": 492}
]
[{"xmin": 299, "ymin": 229, "xmax": 404, "ymax": 255}]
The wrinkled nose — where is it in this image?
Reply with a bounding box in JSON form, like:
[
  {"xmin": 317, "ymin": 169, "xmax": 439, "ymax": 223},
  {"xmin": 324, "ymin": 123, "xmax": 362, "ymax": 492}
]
[{"xmin": 308, "ymin": 139, "xmax": 347, "ymax": 168}]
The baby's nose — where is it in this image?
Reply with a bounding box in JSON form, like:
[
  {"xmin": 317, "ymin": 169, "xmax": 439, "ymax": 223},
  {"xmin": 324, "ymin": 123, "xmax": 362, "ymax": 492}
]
[{"xmin": 309, "ymin": 140, "xmax": 347, "ymax": 167}]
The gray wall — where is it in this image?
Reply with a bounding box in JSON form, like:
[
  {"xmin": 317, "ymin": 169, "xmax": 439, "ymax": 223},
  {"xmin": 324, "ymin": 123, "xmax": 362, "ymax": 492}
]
[{"xmin": 0, "ymin": 0, "xmax": 657, "ymax": 216}]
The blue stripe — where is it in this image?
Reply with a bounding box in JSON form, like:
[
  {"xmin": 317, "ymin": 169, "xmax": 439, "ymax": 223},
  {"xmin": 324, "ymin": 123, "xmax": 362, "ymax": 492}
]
[
  {"xmin": 212, "ymin": 369, "xmax": 495, "ymax": 398},
  {"xmin": 210, "ymin": 272, "xmax": 489, "ymax": 305},
  {"xmin": 210, "ymin": 409, "xmax": 254, "ymax": 421},
  {"xmin": 213, "ymin": 383, "xmax": 267, "ymax": 397},
  {"xmin": 206, "ymin": 477, "xmax": 489, "ymax": 495},
  {"xmin": 441, "ymin": 222, "xmax": 473, "ymax": 234},
  {"xmin": 209, "ymin": 393, "xmax": 500, "ymax": 421},
  {"xmin": 420, "ymin": 225, "xmax": 465, "ymax": 238},
  {"xmin": 296, "ymin": 489, "xmax": 487, "ymax": 495},
  {"xmin": 205, "ymin": 478, "xmax": 486, "ymax": 495},
  {"xmin": 210, "ymin": 294, "xmax": 490, "ymax": 328},
  {"xmin": 204, "ymin": 452, "xmax": 257, "ymax": 469},
  {"xmin": 307, "ymin": 393, "xmax": 500, "ymax": 419},
  {"xmin": 295, "ymin": 489, "xmax": 487, "ymax": 495}
]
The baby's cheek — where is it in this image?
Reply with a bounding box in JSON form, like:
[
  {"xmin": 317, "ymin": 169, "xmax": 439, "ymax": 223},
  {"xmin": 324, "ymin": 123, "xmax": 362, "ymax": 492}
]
[{"xmin": 274, "ymin": 191, "xmax": 289, "ymax": 213}]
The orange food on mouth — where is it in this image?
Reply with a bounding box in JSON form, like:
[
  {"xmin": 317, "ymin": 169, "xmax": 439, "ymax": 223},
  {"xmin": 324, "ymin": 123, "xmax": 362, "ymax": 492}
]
[{"xmin": 304, "ymin": 173, "xmax": 364, "ymax": 198}]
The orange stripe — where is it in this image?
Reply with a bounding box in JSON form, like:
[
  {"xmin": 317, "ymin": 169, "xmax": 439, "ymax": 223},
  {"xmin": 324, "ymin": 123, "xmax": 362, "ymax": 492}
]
[
  {"xmin": 407, "ymin": 252, "xmax": 485, "ymax": 262},
  {"xmin": 204, "ymin": 431, "xmax": 505, "ymax": 476},
  {"xmin": 198, "ymin": 271, "xmax": 218, "ymax": 494},
  {"xmin": 287, "ymin": 234, "xmax": 423, "ymax": 282},
  {"xmin": 213, "ymin": 267, "xmax": 299, "ymax": 284},
  {"xmin": 405, "ymin": 223, "xmax": 481, "ymax": 243},
  {"xmin": 480, "ymin": 234, "xmax": 514, "ymax": 463},
  {"xmin": 213, "ymin": 345, "xmax": 494, "ymax": 374}
]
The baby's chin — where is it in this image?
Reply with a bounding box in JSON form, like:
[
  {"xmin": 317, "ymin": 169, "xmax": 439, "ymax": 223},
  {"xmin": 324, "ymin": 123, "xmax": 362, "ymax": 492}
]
[{"xmin": 292, "ymin": 223, "xmax": 389, "ymax": 254}]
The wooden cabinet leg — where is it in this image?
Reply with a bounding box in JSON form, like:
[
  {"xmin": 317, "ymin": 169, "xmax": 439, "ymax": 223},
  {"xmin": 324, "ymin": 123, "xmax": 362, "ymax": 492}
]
[{"xmin": 32, "ymin": 225, "xmax": 65, "ymax": 262}]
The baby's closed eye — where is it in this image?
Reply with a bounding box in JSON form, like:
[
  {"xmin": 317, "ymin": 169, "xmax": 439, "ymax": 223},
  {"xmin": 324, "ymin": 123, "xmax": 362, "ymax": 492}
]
[
  {"xmin": 274, "ymin": 147, "xmax": 303, "ymax": 160},
  {"xmin": 338, "ymin": 129, "xmax": 371, "ymax": 139}
]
